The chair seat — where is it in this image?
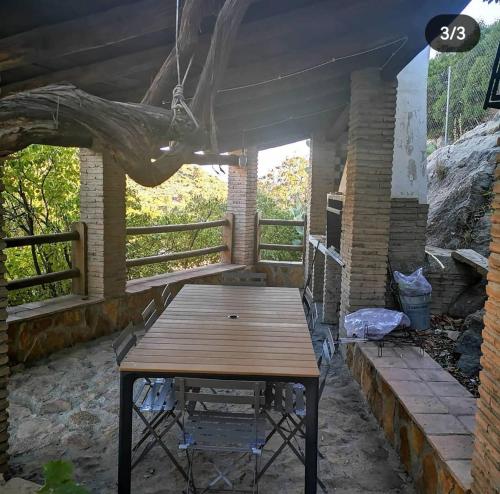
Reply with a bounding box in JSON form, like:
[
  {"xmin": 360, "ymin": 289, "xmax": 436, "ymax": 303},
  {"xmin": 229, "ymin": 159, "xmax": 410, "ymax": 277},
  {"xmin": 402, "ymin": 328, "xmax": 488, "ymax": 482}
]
[
  {"xmin": 134, "ymin": 378, "xmax": 176, "ymax": 412},
  {"xmin": 179, "ymin": 411, "xmax": 267, "ymax": 455}
]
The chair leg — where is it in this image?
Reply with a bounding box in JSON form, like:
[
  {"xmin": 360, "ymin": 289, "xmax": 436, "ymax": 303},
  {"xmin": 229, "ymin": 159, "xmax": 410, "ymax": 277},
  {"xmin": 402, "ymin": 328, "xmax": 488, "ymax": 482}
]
[{"xmin": 134, "ymin": 405, "xmax": 188, "ymax": 481}]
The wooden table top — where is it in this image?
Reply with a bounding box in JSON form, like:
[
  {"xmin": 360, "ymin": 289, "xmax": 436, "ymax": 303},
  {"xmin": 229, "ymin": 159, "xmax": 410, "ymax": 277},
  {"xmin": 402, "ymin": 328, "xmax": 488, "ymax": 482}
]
[{"xmin": 120, "ymin": 284, "xmax": 319, "ymax": 378}]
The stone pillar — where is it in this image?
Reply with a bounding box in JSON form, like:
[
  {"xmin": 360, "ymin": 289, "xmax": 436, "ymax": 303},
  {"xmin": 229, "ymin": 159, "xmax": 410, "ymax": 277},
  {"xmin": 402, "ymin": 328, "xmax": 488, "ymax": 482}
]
[
  {"xmin": 322, "ymin": 138, "xmax": 346, "ymax": 324},
  {"xmin": 389, "ymin": 49, "xmax": 429, "ymax": 276},
  {"xmin": 471, "ymin": 147, "xmax": 500, "ymax": 494},
  {"xmin": 227, "ymin": 147, "xmax": 258, "ymax": 266},
  {"xmin": 305, "ymin": 134, "xmax": 336, "ymax": 301},
  {"xmin": 0, "ymin": 168, "xmax": 9, "ymax": 473},
  {"xmin": 339, "ymin": 68, "xmax": 397, "ymax": 324},
  {"xmin": 79, "ymin": 149, "xmax": 126, "ymax": 298}
]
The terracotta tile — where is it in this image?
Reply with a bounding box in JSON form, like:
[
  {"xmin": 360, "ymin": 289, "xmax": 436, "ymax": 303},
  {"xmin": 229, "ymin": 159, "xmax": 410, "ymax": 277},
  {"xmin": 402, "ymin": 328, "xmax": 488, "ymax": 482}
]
[
  {"xmin": 378, "ymin": 367, "xmax": 420, "ymax": 382},
  {"xmin": 415, "ymin": 369, "xmax": 457, "ymax": 382},
  {"xmin": 428, "ymin": 381, "xmax": 470, "ymax": 398},
  {"xmin": 400, "ymin": 395, "xmax": 449, "ymax": 414},
  {"xmin": 439, "ymin": 397, "xmax": 477, "ymax": 416},
  {"xmin": 389, "ymin": 380, "xmax": 434, "ymax": 396},
  {"xmin": 457, "ymin": 415, "xmax": 476, "ymax": 434},
  {"xmin": 414, "ymin": 414, "xmax": 469, "ymax": 435},
  {"xmin": 428, "ymin": 434, "xmax": 474, "ymax": 460},
  {"xmin": 369, "ymin": 356, "xmax": 408, "ymax": 368},
  {"xmin": 446, "ymin": 460, "xmax": 473, "ymax": 489},
  {"xmin": 404, "ymin": 356, "xmax": 443, "ymax": 370}
]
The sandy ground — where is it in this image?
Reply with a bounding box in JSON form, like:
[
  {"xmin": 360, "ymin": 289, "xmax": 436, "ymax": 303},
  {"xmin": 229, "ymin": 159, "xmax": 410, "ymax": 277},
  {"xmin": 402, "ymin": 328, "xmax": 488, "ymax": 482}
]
[{"xmin": 8, "ymin": 331, "xmax": 416, "ymax": 494}]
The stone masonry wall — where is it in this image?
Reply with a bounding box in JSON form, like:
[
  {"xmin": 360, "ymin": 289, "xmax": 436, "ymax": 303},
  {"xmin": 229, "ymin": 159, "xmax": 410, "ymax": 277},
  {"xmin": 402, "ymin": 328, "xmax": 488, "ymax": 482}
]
[
  {"xmin": 79, "ymin": 150, "xmax": 126, "ymax": 298},
  {"xmin": 339, "ymin": 68, "xmax": 397, "ymax": 322},
  {"xmin": 471, "ymin": 144, "xmax": 500, "ymax": 494},
  {"xmin": 227, "ymin": 147, "xmax": 258, "ymax": 266},
  {"xmin": 0, "ymin": 169, "xmax": 9, "ymax": 473}
]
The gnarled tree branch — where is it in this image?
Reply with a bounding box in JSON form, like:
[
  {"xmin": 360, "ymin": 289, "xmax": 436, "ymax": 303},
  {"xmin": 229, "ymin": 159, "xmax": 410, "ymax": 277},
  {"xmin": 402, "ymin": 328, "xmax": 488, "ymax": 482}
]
[{"xmin": 0, "ymin": 0, "xmax": 252, "ymax": 186}]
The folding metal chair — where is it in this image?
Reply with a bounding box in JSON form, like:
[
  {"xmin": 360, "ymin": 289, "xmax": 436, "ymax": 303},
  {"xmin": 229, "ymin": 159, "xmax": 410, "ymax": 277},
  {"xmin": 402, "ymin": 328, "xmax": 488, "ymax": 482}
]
[
  {"xmin": 112, "ymin": 325, "xmax": 186, "ymax": 479},
  {"xmin": 177, "ymin": 377, "xmax": 268, "ymax": 493},
  {"xmin": 141, "ymin": 298, "xmax": 158, "ymax": 332},
  {"xmin": 161, "ymin": 284, "xmax": 174, "ymax": 310},
  {"xmin": 259, "ymin": 330, "xmax": 337, "ymax": 492}
]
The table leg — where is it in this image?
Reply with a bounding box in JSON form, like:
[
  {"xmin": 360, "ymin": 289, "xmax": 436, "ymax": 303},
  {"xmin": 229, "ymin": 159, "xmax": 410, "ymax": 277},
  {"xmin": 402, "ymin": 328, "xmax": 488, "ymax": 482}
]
[
  {"xmin": 304, "ymin": 378, "xmax": 319, "ymax": 494},
  {"xmin": 118, "ymin": 372, "xmax": 135, "ymax": 494}
]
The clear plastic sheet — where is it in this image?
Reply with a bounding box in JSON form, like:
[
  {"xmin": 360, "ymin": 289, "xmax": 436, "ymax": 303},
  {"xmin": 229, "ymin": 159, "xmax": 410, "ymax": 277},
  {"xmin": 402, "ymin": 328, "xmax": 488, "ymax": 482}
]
[
  {"xmin": 393, "ymin": 267, "xmax": 432, "ymax": 296},
  {"xmin": 344, "ymin": 308, "xmax": 411, "ymax": 340}
]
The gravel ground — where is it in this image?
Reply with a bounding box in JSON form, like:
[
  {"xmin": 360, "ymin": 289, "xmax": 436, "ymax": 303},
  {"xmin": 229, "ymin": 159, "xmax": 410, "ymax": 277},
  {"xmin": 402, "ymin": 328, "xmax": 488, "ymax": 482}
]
[{"xmin": 8, "ymin": 331, "xmax": 416, "ymax": 493}]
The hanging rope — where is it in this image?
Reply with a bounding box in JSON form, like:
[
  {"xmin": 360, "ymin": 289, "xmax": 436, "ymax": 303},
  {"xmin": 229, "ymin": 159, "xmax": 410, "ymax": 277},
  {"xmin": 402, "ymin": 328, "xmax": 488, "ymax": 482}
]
[{"xmin": 170, "ymin": 0, "xmax": 199, "ymax": 131}]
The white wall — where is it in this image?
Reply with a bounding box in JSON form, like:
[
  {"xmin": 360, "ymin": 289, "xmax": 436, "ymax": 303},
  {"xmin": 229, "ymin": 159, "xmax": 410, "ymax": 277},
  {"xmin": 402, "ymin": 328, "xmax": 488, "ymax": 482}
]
[{"xmin": 391, "ymin": 47, "xmax": 429, "ymax": 204}]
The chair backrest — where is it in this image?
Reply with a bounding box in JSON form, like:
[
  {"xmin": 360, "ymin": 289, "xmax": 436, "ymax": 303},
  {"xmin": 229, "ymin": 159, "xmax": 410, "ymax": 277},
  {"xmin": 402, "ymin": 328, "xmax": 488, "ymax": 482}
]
[
  {"xmin": 112, "ymin": 323, "xmax": 137, "ymax": 365},
  {"xmin": 302, "ymin": 287, "xmax": 317, "ymax": 328},
  {"xmin": 141, "ymin": 299, "xmax": 158, "ymax": 331},
  {"xmin": 318, "ymin": 328, "xmax": 336, "ymax": 398},
  {"xmin": 176, "ymin": 378, "xmax": 266, "ymax": 415},
  {"xmin": 160, "ymin": 284, "xmax": 173, "ymax": 309}
]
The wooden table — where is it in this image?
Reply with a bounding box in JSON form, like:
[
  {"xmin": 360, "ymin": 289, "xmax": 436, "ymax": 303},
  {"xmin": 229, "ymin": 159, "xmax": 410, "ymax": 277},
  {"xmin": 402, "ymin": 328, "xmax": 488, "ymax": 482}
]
[{"xmin": 118, "ymin": 284, "xmax": 320, "ymax": 493}]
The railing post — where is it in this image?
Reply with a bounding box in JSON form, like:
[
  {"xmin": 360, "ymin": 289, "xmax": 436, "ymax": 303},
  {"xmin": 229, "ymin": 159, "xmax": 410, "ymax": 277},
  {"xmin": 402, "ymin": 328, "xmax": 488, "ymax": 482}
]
[
  {"xmin": 221, "ymin": 213, "xmax": 234, "ymax": 264},
  {"xmin": 71, "ymin": 221, "xmax": 88, "ymax": 296},
  {"xmin": 254, "ymin": 212, "xmax": 261, "ymax": 264},
  {"xmin": 302, "ymin": 213, "xmax": 308, "ymax": 265}
]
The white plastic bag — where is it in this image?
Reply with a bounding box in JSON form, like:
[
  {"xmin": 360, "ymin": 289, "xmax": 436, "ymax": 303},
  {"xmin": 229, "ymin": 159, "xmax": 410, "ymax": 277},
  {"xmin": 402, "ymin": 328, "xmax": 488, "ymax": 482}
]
[
  {"xmin": 344, "ymin": 308, "xmax": 411, "ymax": 340},
  {"xmin": 393, "ymin": 267, "xmax": 432, "ymax": 296}
]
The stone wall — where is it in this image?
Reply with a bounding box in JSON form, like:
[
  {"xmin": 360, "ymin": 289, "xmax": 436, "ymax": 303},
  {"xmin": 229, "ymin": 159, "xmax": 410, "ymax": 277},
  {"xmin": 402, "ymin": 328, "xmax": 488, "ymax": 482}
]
[
  {"xmin": 255, "ymin": 261, "xmax": 304, "ymax": 288},
  {"xmin": 347, "ymin": 343, "xmax": 475, "ymax": 494},
  {"xmin": 389, "ymin": 199, "xmax": 428, "ymax": 273},
  {"xmin": 471, "ymin": 147, "xmax": 500, "ymax": 494}
]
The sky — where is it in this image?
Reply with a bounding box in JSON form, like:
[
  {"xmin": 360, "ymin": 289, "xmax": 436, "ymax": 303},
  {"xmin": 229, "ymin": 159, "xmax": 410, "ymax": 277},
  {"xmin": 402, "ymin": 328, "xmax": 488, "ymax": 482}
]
[{"xmin": 209, "ymin": 0, "xmax": 500, "ymax": 180}]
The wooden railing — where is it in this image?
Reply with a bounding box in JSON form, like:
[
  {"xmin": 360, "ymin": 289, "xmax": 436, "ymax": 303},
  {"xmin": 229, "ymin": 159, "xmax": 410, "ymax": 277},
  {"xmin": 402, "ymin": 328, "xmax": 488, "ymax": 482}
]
[
  {"xmin": 126, "ymin": 213, "xmax": 234, "ymax": 268},
  {"xmin": 255, "ymin": 213, "xmax": 307, "ymax": 263},
  {"xmin": 5, "ymin": 222, "xmax": 87, "ymax": 294}
]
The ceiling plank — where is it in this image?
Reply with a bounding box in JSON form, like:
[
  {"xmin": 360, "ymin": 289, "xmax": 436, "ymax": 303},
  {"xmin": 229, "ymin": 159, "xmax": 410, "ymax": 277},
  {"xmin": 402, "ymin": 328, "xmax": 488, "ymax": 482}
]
[{"xmin": 0, "ymin": 0, "xmax": 179, "ymax": 72}]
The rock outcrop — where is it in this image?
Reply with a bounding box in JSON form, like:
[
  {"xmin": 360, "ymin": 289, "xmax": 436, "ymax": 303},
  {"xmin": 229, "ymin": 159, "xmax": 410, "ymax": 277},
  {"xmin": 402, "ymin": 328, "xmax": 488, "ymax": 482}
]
[{"xmin": 427, "ymin": 113, "xmax": 500, "ymax": 256}]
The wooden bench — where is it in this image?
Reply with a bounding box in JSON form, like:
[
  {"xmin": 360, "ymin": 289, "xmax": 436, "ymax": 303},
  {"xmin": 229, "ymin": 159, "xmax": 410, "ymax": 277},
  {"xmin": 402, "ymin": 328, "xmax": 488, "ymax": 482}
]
[{"xmin": 126, "ymin": 263, "xmax": 246, "ymax": 293}]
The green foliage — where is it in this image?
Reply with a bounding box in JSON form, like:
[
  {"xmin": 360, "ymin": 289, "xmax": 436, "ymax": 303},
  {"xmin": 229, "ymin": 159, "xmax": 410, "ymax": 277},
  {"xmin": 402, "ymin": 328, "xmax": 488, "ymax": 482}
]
[
  {"xmin": 38, "ymin": 460, "xmax": 89, "ymax": 494},
  {"xmin": 3, "ymin": 145, "xmax": 80, "ymax": 305},
  {"xmin": 3, "ymin": 145, "xmax": 309, "ymax": 303},
  {"xmin": 257, "ymin": 156, "xmax": 309, "ymax": 262},
  {"xmin": 428, "ymin": 20, "xmax": 500, "ymax": 139}
]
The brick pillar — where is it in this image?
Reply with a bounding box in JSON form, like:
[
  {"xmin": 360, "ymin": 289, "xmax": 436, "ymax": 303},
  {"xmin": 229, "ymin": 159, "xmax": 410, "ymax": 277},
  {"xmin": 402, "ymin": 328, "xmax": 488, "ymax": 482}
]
[
  {"xmin": 471, "ymin": 149, "xmax": 500, "ymax": 494},
  {"xmin": 0, "ymin": 167, "xmax": 9, "ymax": 473},
  {"xmin": 339, "ymin": 69, "xmax": 397, "ymax": 324},
  {"xmin": 227, "ymin": 147, "xmax": 258, "ymax": 266},
  {"xmin": 305, "ymin": 134, "xmax": 336, "ymax": 301},
  {"xmin": 79, "ymin": 149, "xmax": 126, "ymax": 298},
  {"xmin": 322, "ymin": 138, "xmax": 346, "ymax": 324}
]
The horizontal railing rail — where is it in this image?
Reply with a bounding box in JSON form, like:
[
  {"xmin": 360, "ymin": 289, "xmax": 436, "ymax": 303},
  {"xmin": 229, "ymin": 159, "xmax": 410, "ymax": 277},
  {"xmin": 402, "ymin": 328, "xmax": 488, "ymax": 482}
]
[
  {"xmin": 126, "ymin": 219, "xmax": 227, "ymax": 236},
  {"xmin": 126, "ymin": 214, "xmax": 234, "ymax": 269},
  {"xmin": 255, "ymin": 213, "xmax": 307, "ymax": 263},
  {"xmin": 5, "ymin": 231, "xmax": 79, "ymax": 248},
  {"xmin": 4, "ymin": 222, "xmax": 87, "ymax": 293}
]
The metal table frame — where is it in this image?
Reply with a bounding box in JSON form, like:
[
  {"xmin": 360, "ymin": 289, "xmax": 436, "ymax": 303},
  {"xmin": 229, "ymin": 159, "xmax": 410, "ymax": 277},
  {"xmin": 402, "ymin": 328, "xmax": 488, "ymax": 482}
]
[{"xmin": 118, "ymin": 371, "xmax": 319, "ymax": 494}]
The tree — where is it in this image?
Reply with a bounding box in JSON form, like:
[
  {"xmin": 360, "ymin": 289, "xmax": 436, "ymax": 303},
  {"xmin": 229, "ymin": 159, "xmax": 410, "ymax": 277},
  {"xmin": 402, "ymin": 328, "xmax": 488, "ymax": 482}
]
[
  {"xmin": 3, "ymin": 145, "xmax": 80, "ymax": 304},
  {"xmin": 0, "ymin": 0, "xmax": 253, "ymax": 186},
  {"xmin": 257, "ymin": 155, "xmax": 309, "ymax": 261}
]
